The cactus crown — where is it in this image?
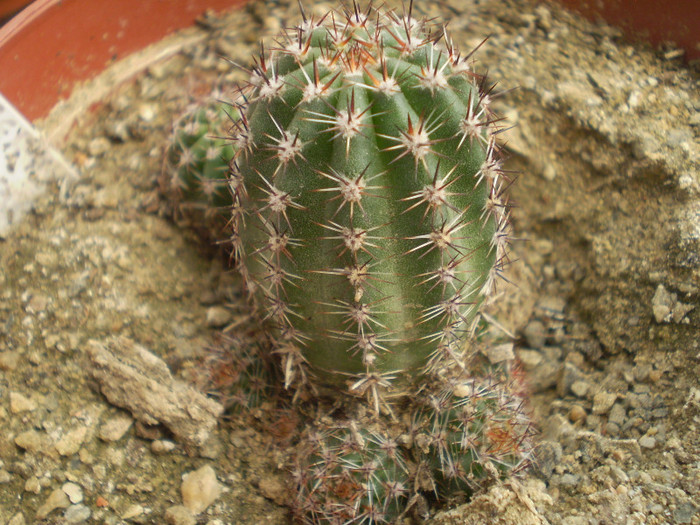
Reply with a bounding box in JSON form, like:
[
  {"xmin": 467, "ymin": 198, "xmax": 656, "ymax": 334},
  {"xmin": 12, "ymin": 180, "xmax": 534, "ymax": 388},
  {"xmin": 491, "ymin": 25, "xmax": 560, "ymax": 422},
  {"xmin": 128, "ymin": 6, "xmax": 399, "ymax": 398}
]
[{"xmin": 228, "ymin": 1, "xmax": 510, "ymax": 406}]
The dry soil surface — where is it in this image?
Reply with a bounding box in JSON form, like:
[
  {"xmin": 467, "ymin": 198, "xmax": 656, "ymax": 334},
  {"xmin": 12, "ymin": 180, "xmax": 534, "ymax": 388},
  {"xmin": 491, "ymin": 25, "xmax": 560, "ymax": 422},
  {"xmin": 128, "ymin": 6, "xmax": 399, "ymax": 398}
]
[{"xmin": 0, "ymin": 1, "xmax": 698, "ymax": 524}]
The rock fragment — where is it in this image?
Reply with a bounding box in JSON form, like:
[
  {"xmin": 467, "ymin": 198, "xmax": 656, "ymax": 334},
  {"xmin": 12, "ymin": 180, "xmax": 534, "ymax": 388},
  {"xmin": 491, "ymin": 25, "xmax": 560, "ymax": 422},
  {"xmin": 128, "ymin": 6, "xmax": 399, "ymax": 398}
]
[
  {"xmin": 62, "ymin": 482, "xmax": 84, "ymax": 504},
  {"xmin": 651, "ymin": 284, "xmax": 695, "ymax": 323},
  {"xmin": 86, "ymin": 337, "xmax": 223, "ymax": 448},
  {"xmin": 432, "ymin": 479, "xmax": 551, "ymax": 524},
  {"xmin": 36, "ymin": 488, "xmax": 70, "ymax": 519},
  {"xmin": 55, "ymin": 426, "xmax": 87, "ymax": 456},
  {"xmin": 181, "ymin": 464, "xmax": 222, "ymax": 514},
  {"xmin": 592, "ymin": 391, "xmax": 617, "ymax": 415},
  {"xmin": 98, "ymin": 413, "xmax": 133, "ymax": 442},
  {"xmin": 9, "ymin": 392, "xmax": 36, "ymax": 413},
  {"xmin": 165, "ymin": 505, "xmax": 196, "ymax": 525},
  {"xmin": 14, "ymin": 430, "xmax": 44, "ymax": 454}
]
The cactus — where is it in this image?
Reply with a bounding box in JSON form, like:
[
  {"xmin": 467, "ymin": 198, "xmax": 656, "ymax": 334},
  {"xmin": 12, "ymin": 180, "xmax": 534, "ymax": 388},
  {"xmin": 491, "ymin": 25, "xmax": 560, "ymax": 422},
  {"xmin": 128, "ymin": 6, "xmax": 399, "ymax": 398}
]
[
  {"xmin": 410, "ymin": 360, "xmax": 534, "ymax": 497},
  {"xmin": 227, "ymin": 1, "xmax": 511, "ymax": 405},
  {"xmin": 289, "ymin": 353, "xmax": 534, "ymax": 524},
  {"xmin": 162, "ymin": 98, "xmax": 237, "ymax": 235},
  {"xmin": 292, "ymin": 420, "xmax": 410, "ymax": 524},
  {"xmin": 165, "ymin": 3, "xmax": 531, "ymax": 523}
]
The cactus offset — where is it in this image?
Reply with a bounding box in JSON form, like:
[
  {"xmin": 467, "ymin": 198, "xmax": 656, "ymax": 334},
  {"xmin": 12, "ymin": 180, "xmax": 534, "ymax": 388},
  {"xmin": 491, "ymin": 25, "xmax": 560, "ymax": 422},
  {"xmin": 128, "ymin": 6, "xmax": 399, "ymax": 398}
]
[
  {"xmin": 228, "ymin": 2, "xmax": 510, "ymax": 403},
  {"xmin": 410, "ymin": 360, "xmax": 534, "ymax": 497},
  {"xmin": 163, "ymin": 99, "xmax": 237, "ymax": 234},
  {"xmin": 293, "ymin": 420, "xmax": 410, "ymax": 524},
  {"xmin": 192, "ymin": 332, "xmax": 275, "ymax": 414}
]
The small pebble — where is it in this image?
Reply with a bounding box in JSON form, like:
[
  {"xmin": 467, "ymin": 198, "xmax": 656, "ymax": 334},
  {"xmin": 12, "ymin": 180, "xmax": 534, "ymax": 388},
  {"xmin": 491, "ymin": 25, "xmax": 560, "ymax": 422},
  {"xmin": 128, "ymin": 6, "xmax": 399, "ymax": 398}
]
[
  {"xmin": 570, "ymin": 380, "xmax": 590, "ymax": 398},
  {"xmin": 523, "ymin": 320, "xmax": 547, "ymax": 348},
  {"xmin": 24, "ymin": 476, "xmax": 41, "ymax": 494},
  {"xmin": 592, "ymin": 391, "xmax": 617, "ymax": 415},
  {"xmin": 10, "ymin": 392, "xmax": 37, "ymax": 413},
  {"xmin": 516, "ymin": 349, "xmax": 542, "ymax": 369},
  {"xmin": 62, "ymin": 482, "xmax": 84, "ymax": 504},
  {"xmin": 99, "ymin": 413, "xmax": 133, "ymax": 442},
  {"xmin": 165, "ymin": 505, "xmax": 196, "ymax": 525},
  {"xmin": 55, "ymin": 426, "xmax": 87, "ymax": 456},
  {"xmin": 6, "ymin": 513, "xmax": 25, "ymax": 525},
  {"xmin": 36, "ymin": 488, "xmax": 70, "ymax": 519},
  {"xmin": 138, "ymin": 103, "xmax": 157, "ymax": 122},
  {"xmin": 121, "ymin": 504, "xmax": 144, "ymax": 520},
  {"xmin": 258, "ymin": 475, "xmax": 287, "ymax": 506},
  {"xmin": 181, "ymin": 464, "xmax": 222, "ymax": 514},
  {"xmin": 608, "ymin": 403, "xmax": 626, "ymax": 426},
  {"xmin": 63, "ymin": 504, "xmax": 91, "ymax": 524},
  {"xmin": 673, "ymin": 501, "xmax": 697, "ymax": 524},
  {"xmin": 15, "ymin": 430, "xmax": 43, "ymax": 454},
  {"xmin": 152, "ymin": 439, "xmax": 177, "ymax": 454},
  {"xmin": 205, "ymin": 306, "xmax": 232, "ymax": 328},
  {"xmin": 557, "ymin": 362, "xmax": 583, "ymax": 396},
  {"xmin": 569, "ymin": 404, "xmax": 587, "ymax": 423},
  {"xmin": 87, "ymin": 137, "xmax": 111, "ymax": 157},
  {"xmin": 0, "ymin": 351, "xmax": 20, "ymax": 371},
  {"xmin": 483, "ymin": 342, "xmax": 515, "ymax": 364},
  {"xmin": 639, "ymin": 435, "xmax": 656, "ymax": 449}
]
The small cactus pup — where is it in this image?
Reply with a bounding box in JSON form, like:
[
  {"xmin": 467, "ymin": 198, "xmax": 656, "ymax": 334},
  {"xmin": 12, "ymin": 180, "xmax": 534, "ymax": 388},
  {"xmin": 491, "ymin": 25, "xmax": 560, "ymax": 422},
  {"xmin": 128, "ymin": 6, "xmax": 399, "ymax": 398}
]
[
  {"xmin": 162, "ymin": 97, "xmax": 238, "ymax": 235},
  {"xmin": 410, "ymin": 358, "xmax": 534, "ymax": 498},
  {"xmin": 228, "ymin": 1, "xmax": 511, "ymax": 405},
  {"xmin": 292, "ymin": 419, "xmax": 410, "ymax": 524}
]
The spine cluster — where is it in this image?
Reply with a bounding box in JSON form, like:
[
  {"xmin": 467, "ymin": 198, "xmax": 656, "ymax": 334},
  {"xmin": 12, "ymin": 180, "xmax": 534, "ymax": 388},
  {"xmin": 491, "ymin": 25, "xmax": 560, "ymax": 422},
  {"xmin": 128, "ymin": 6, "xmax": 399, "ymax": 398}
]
[{"xmin": 293, "ymin": 421, "xmax": 410, "ymax": 524}]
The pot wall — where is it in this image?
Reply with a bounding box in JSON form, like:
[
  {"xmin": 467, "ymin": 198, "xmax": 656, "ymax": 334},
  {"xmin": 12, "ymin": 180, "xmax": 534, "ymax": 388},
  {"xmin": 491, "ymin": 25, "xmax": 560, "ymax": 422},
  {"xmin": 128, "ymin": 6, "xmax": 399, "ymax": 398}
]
[
  {"xmin": 0, "ymin": 0, "xmax": 697, "ymax": 123},
  {"xmin": 557, "ymin": 0, "xmax": 699, "ymax": 61},
  {"xmin": 0, "ymin": 0, "xmax": 245, "ymax": 121}
]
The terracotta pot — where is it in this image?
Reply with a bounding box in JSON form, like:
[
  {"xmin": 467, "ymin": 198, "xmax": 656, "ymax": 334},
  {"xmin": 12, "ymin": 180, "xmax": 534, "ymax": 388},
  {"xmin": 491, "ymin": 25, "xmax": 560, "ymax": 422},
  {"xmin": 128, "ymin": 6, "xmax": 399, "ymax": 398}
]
[
  {"xmin": 0, "ymin": 0, "xmax": 32, "ymax": 21},
  {"xmin": 0, "ymin": 0, "xmax": 246, "ymax": 122},
  {"xmin": 557, "ymin": 0, "xmax": 699, "ymax": 61},
  {"xmin": 0, "ymin": 0, "xmax": 697, "ymax": 124}
]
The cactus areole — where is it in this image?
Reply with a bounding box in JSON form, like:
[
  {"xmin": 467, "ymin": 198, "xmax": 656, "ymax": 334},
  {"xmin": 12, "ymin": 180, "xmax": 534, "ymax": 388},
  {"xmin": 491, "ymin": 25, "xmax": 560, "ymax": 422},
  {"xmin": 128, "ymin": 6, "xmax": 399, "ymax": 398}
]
[{"xmin": 229, "ymin": 2, "xmax": 509, "ymax": 400}]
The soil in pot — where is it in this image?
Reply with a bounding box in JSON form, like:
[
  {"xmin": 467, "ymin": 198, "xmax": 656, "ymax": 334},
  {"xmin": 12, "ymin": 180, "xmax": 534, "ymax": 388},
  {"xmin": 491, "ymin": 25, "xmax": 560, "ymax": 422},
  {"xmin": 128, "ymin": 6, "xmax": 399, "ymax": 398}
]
[{"xmin": 0, "ymin": 0, "xmax": 697, "ymax": 524}]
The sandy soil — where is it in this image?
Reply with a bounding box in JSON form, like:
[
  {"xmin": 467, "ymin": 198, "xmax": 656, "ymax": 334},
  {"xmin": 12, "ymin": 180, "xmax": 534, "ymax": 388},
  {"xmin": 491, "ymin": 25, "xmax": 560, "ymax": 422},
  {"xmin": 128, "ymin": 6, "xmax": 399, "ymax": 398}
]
[{"xmin": 0, "ymin": 0, "xmax": 697, "ymax": 524}]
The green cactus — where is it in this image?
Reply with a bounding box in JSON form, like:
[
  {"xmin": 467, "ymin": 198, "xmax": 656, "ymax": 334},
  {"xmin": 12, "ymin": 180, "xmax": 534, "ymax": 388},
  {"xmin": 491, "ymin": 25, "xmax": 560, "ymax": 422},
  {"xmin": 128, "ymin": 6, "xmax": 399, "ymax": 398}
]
[
  {"xmin": 410, "ymin": 362, "xmax": 534, "ymax": 497},
  {"xmin": 161, "ymin": 4, "xmax": 533, "ymax": 522},
  {"xmin": 162, "ymin": 98, "xmax": 238, "ymax": 234},
  {"xmin": 292, "ymin": 420, "xmax": 410, "ymax": 524},
  {"xmin": 228, "ymin": 2, "xmax": 511, "ymax": 405}
]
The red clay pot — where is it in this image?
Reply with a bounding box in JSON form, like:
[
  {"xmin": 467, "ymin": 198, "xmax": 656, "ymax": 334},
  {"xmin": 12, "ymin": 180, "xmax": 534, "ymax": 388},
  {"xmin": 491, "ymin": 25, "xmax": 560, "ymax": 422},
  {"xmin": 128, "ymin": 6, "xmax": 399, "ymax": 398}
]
[
  {"xmin": 557, "ymin": 0, "xmax": 699, "ymax": 62},
  {"xmin": 0, "ymin": 0, "xmax": 697, "ymax": 124},
  {"xmin": 0, "ymin": 0, "xmax": 246, "ymax": 121}
]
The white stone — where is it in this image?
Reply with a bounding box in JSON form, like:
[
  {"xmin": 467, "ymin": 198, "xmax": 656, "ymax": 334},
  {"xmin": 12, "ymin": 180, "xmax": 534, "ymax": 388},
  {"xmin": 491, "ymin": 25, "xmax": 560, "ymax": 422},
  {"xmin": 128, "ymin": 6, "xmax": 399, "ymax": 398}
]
[
  {"xmin": 181, "ymin": 464, "xmax": 222, "ymax": 514},
  {"xmin": 62, "ymin": 482, "xmax": 84, "ymax": 504},
  {"xmin": 9, "ymin": 392, "xmax": 36, "ymax": 413}
]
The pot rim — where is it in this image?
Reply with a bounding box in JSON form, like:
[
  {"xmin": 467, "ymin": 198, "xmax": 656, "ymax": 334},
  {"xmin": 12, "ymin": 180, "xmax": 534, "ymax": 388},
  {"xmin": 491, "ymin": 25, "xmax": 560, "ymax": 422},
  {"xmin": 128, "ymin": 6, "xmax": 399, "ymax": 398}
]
[{"xmin": 0, "ymin": 0, "xmax": 246, "ymax": 122}]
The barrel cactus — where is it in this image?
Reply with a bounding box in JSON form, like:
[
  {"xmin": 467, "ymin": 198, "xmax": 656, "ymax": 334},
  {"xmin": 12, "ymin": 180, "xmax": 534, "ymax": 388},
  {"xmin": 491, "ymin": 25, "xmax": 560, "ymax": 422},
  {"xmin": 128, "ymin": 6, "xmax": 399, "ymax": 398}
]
[
  {"xmin": 228, "ymin": 2, "xmax": 510, "ymax": 406},
  {"xmin": 164, "ymin": 3, "xmax": 531, "ymax": 523}
]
